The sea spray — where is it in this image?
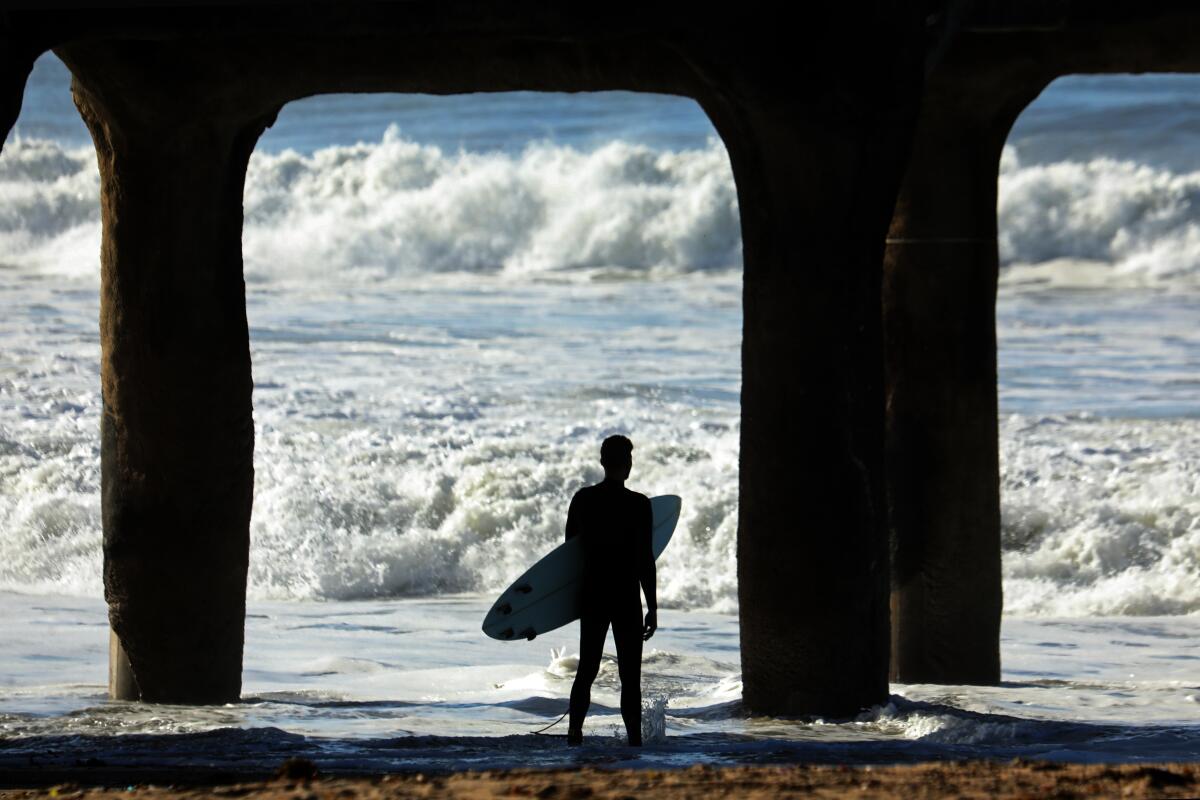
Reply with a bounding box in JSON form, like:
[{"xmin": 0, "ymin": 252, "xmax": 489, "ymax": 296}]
[
  {"xmin": 641, "ymin": 694, "xmax": 669, "ymax": 743},
  {"xmin": 2, "ymin": 132, "xmax": 1200, "ymax": 615},
  {"xmin": 2, "ymin": 276, "xmax": 1200, "ymax": 617},
  {"xmin": 998, "ymin": 146, "xmax": 1200, "ymax": 286},
  {"xmin": 999, "ymin": 414, "xmax": 1200, "ymax": 616},
  {"xmin": 9, "ymin": 133, "xmax": 1200, "ymax": 285}
]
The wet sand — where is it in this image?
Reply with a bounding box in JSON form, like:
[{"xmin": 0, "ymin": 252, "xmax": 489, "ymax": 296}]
[{"xmin": 4, "ymin": 761, "xmax": 1200, "ymax": 800}]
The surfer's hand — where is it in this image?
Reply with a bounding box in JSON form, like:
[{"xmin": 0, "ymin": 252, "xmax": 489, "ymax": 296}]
[{"xmin": 643, "ymin": 610, "xmax": 657, "ymax": 641}]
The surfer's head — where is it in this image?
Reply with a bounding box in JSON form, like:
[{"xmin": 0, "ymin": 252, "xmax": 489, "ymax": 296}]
[{"xmin": 600, "ymin": 435, "xmax": 633, "ymax": 481}]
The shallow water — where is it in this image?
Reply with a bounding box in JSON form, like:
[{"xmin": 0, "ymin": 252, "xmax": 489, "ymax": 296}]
[{"xmin": 3, "ymin": 593, "xmax": 1200, "ymax": 771}]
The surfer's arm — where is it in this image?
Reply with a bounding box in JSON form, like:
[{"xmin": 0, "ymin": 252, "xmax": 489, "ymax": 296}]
[
  {"xmin": 638, "ymin": 496, "xmax": 657, "ymax": 642},
  {"xmin": 639, "ymin": 497, "xmax": 657, "ymax": 639}
]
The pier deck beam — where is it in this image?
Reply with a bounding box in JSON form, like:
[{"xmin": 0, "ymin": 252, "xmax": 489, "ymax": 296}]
[
  {"xmin": 58, "ymin": 41, "xmax": 275, "ymax": 703},
  {"xmin": 884, "ymin": 48, "xmax": 1049, "ymax": 685},
  {"xmin": 699, "ymin": 10, "xmax": 925, "ymax": 717}
]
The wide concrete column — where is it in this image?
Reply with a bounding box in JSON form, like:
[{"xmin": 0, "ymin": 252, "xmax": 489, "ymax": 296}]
[
  {"xmin": 57, "ymin": 42, "xmax": 276, "ymax": 702},
  {"xmin": 884, "ymin": 52, "xmax": 1049, "ymax": 685},
  {"xmin": 697, "ymin": 12, "xmax": 926, "ymax": 717}
]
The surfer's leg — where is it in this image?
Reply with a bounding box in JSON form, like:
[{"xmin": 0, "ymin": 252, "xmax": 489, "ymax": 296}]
[
  {"xmin": 613, "ymin": 609, "xmax": 644, "ymax": 746},
  {"xmin": 568, "ymin": 613, "xmax": 608, "ymax": 744}
]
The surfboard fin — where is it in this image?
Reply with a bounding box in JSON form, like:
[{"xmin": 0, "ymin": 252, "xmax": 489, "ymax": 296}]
[{"xmin": 520, "ymin": 627, "xmax": 536, "ymax": 641}]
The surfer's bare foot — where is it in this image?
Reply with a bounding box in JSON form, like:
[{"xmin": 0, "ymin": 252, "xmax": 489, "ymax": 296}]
[{"xmin": 567, "ymin": 729, "xmax": 583, "ymax": 746}]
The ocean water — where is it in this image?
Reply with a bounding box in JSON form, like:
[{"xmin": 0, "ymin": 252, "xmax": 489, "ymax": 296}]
[{"xmin": 1, "ymin": 54, "xmax": 1199, "ymax": 771}]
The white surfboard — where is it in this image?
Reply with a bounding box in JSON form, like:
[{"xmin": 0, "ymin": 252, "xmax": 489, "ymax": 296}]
[{"xmin": 481, "ymin": 494, "xmax": 681, "ymax": 641}]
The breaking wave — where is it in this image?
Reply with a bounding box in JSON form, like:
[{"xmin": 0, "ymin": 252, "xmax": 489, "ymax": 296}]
[
  {"xmin": 2, "ymin": 131, "xmax": 1199, "ymax": 616},
  {"xmin": 6, "ymin": 132, "xmax": 1200, "ymax": 285},
  {"xmin": 999, "ymin": 147, "xmax": 1200, "ymax": 288},
  {"xmin": 0, "ymin": 130, "xmax": 742, "ymax": 281}
]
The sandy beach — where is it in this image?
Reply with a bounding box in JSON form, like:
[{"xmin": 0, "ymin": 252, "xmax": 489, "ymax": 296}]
[{"xmin": 5, "ymin": 761, "xmax": 1200, "ymax": 800}]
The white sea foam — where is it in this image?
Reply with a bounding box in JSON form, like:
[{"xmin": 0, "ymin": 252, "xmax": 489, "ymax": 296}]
[
  {"xmin": 0, "ymin": 273, "xmax": 744, "ymax": 609},
  {"xmin": 244, "ymin": 128, "xmax": 742, "ymax": 279},
  {"xmin": 0, "ymin": 136, "xmax": 100, "ymax": 277},
  {"xmin": 1, "ymin": 132, "xmax": 1199, "ymax": 616},
  {"xmin": 6, "ymin": 382, "xmax": 1198, "ymax": 618},
  {"xmin": 1, "ymin": 277, "xmax": 1198, "ymax": 617},
  {"xmin": 246, "ymin": 411, "xmax": 741, "ymax": 609},
  {"xmin": 1000, "ymin": 414, "xmax": 1200, "ymax": 616},
  {"xmin": 999, "ymin": 146, "xmax": 1200, "ymax": 287},
  {"xmin": 6, "ymin": 133, "xmax": 1200, "ymax": 285},
  {"xmin": 0, "ymin": 131, "xmax": 742, "ymax": 282}
]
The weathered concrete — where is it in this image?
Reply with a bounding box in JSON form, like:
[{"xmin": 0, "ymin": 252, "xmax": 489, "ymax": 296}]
[
  {"xmin": 700, "ymin": 10, "xmax": 927, "ymax": 716},
  {"xmin": 884, "ymin": 47, "xmax": 1050, "ymax": 686},
  {"xmin": 884, "ymin": 3, "xmax": 1200, "ymax": 685},
  {"xmin": 58, "ymin": 41, "xmax": 275, "ymax": 702}
]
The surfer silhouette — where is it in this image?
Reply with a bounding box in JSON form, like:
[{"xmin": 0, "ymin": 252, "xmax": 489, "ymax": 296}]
[{"xmin": 565, "ymin": 434, "xmax": 657, "ymax": 747}]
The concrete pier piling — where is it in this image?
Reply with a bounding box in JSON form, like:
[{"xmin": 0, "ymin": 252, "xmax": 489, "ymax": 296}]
[
  {"xmin": 58, "ymin": 41, "xmax": 271, "ymax": 702},
  {"xmin": 703, "ymin": 10, "xmax": 927, "ymax": 716},
  {"xmin": 883, "ymin": 47, "xmax": 1050, "ymax": 686},
  {"xmin": 880, "ymin": 5, "xmax": 1200, "ymax": 684}
]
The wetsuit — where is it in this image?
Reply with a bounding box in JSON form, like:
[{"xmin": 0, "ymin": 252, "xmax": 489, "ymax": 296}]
[{"xmin": 565, "ymin": 481, "xmax": 655, "ymax": 744}]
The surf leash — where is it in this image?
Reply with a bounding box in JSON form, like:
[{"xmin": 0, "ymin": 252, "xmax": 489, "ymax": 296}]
[{"xmin": 532, "ymin": 709, "xmax": 569, "ymax": 735}]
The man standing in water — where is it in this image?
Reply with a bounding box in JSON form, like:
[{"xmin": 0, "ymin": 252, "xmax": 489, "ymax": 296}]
[{"xmin": 565, "ymin": 434, "xmax": 657, "ymax": 746}]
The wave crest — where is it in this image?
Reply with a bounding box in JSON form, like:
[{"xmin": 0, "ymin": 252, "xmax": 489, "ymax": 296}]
[
  {"xmin": 999, "ymin": 147, "xmax": 1200, "ymax": 286},
  {"xmin": 7, "ymin": 133, "xmax": 1200, "ymax": 286},
  {"xmin": 242, "ymin": 127, "xmax": 742, "ymax": 279}
]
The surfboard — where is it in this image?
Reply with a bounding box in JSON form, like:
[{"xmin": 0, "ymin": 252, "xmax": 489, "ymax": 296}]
[{"xmin": 481, "ymin": 494, "xmax": 682, "ymax": 641}]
